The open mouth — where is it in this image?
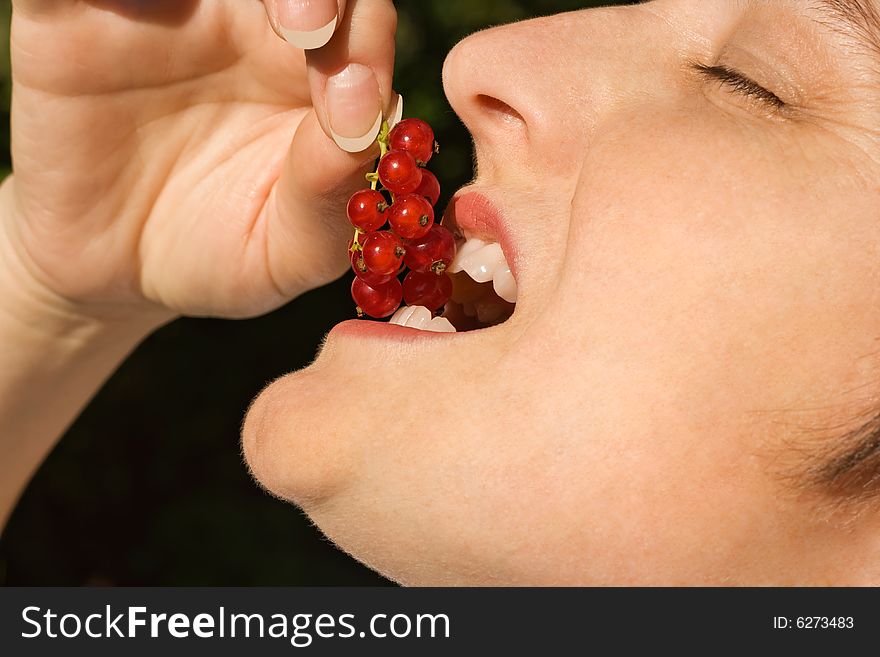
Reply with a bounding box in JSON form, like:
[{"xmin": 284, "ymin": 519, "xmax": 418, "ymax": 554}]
[
  {"xmin": 388, "ymin": 241, "xmax": 516, "ymax": 333},
  {"xmin": 387, "ymin": 191, "xmax": 518, "ymax": 334}
]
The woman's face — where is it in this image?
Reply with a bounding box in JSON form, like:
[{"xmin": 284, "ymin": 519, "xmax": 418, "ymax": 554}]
[{"xmin": 243, "ymin": 0, "xmax": 880, "ymax": 584}]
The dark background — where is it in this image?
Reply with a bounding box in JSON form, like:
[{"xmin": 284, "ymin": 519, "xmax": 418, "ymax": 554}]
[{"xmin": 0, "ymin": 0, "xmax": 622, "ymax": 585}]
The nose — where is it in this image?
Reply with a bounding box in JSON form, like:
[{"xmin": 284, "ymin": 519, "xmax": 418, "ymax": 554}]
[{"xmin": 441, "ymin": 7, "xmax": 653, "ymax": 176}]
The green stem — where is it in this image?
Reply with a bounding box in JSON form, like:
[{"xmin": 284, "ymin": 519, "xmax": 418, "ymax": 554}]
[{"xmin": 351, "ymin": 121, "xmax": 391, "ymax": 253}]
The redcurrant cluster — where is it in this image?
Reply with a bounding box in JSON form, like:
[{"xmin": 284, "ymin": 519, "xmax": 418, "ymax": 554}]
[{"xmin": 347, "ymin": 118, "xmax": 456, "ymax": 319}]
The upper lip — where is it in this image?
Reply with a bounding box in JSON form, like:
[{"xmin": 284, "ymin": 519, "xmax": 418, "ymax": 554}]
[{"xmin": 440, "ymin": 189, "xmax": 520, "ymax": 284}]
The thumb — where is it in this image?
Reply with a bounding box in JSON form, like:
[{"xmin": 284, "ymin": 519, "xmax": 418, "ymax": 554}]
[{"xmin": 264, "ymin": 110, "xmax": 380, "ymax": 298}]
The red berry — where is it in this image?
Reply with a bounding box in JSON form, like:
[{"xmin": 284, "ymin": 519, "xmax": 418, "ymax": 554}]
[
  {"xmin": 403, "ymin": 225, "xmax": 456, "ymax": 275},
  {"xmin": 413, "ymin": 169, "xmax": 440, "ymax": 206},
  {"xmin": 362, "ymin": 230, "xmax": 406, "ymax": 276},
  {"xmin": 402, "ymin": 270, "xmax": 453, "ymax": 311},
  {"xmin": 377, "ymin": 149, "xmax": 422, "ymax": 195},
  {"xmin": 352, "ymin": 276, "xmax": 403, "ymax": 318},
  {"xmin": 389, "ymin": 118, "xmax": 435, "ymax": 165},
  {"xmin": 350, "ymin": 249, "xmax": 394, "ymax": 287},
  {"xmin": 388, "ymin": 194, "xmax": 435, "ymax": 240},
  {"xmin": 347, "ymin": 189, "xmax": 388, "ymax": 232}
]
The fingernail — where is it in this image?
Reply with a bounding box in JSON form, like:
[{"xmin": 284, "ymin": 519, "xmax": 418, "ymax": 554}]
[
  {"xmin": 387, "ymin": 93, "xmax": 404, "ymax": 130},
  {"xmin": 326, "ymin": 64, "xmax": 382, "ymax": 153},
  {"xmin": 277, "ymin": 0, "xmax": 338, "ymax": 50}
]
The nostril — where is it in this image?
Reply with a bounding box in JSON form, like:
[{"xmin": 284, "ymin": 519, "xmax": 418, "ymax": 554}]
[{"xmin": 476, "ymin": 94, "xmax": 526, "ymax": 126}]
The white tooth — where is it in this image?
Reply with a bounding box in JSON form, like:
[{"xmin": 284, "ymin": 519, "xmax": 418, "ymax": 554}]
[
  {"xmin": 458, "ymin": 242, "xmax": 506, "ymax": 283},
  {"xmin": 403, "ymin": 305, "xmax": 432, "ymax": 329},
  {"xmin": 391, "ymin": 305, "xmax": 456, "ymax": 332},
  {"xmin": 453, "ymin": 239, "xmax": 518, "ymax": 301},
  {"xmin": 492, "ymin": 267, "xmax": 518, "ymax": 303},
  {"xmin": 424, "ymin": 316, "xmax": 456, "ymax": 333},
  {"xmin": 389, "ymin": 306, "xmax": 408, "ymax": 325},
  {"xmin": 390, "ymin": 305, "xmax": 417, "ymax": 326},
  {"xmin": 449, "ymin": 238, "xmax": 488, "ymax": 273}
]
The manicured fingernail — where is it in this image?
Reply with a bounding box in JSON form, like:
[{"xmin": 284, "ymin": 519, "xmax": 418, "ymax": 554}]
[
  {"xmin": 326, "ymin": 64, "xmax": 382, "ymax": 153},
  {"xmin": 387, "ymin": 93, "xmax": 404, "ymax": 130},
  {"xmin": 277, "ymin": 0, "xmax": 338, "ymax": 50}
]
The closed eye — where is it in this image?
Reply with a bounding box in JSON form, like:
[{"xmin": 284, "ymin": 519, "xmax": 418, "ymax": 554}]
[{"xmin": 689, "ymin": 62, "xmax": 787, "ymax": 110}]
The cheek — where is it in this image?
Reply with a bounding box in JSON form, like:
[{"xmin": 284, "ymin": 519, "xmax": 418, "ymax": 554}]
[
  {"xmin": 497, "ymin": 114, "xmax": 880, "ymax": 577},
  {"xmin": 564, "ymin": 110, "xmax": 880, "ymax": 418}
]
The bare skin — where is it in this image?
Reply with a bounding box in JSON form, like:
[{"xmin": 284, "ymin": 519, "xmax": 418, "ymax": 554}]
[
  {"xmin": 5, "ymin": 0, "xmax": 880, "ymax": 584},
  {"xmin": 0, "ymin": 0, "xmax": 399, "ymax": 529},
  {"xmin": 242, "ymin": 0, "xmax": 880, "ymax": 584}
]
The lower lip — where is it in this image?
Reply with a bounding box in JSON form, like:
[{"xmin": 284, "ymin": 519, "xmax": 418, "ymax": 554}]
[{"xmin": 328, "ymin": 318, "xmax": 458, "ymax": 342}]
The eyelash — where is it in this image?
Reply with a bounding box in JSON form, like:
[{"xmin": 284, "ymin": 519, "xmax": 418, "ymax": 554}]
[{"xmin": 690, "ymin": 62, "xmax": 786, "ymax": 110}]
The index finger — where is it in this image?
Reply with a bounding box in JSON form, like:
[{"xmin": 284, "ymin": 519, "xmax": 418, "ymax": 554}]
[{"xmin": 263, "ymin": 0, "xmax": 346, "ymax": 50}]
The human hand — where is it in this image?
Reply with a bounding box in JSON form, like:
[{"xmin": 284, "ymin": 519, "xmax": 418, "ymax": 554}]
[{"xmin": 4, "ymin": 0, "xmax": 399, "ymax": 323}]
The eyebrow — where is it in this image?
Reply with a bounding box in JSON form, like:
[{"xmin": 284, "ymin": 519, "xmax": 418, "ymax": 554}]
[{"xmin": 809, "ymin": 0, "xmax": 880, "ymax": 62}]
